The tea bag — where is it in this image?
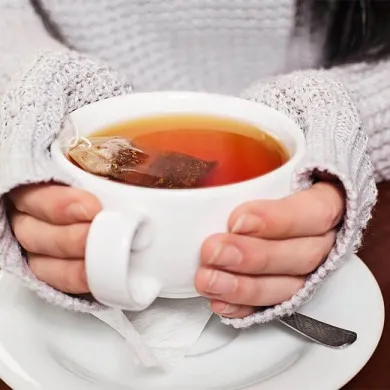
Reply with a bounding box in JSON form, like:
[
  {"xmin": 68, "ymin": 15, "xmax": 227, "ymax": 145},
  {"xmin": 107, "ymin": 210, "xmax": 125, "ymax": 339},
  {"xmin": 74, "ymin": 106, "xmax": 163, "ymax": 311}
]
[{"xmin": 68, "ymin": 136, "xmax": 217, "ymax": 188}]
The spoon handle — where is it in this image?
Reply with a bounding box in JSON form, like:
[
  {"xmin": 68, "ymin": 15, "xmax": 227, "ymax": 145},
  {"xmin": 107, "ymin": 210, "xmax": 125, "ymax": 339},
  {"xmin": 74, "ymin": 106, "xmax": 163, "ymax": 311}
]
[{"xmin": 278, "ymin": 312, "xmax": 357, "ymax": 349}]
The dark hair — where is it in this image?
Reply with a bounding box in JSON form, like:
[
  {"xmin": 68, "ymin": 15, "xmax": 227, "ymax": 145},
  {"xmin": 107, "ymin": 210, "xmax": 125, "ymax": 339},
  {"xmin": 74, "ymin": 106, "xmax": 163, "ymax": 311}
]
[{"xmin": 309, "ymin": 0, "xmax": 390, "ymax": 67}]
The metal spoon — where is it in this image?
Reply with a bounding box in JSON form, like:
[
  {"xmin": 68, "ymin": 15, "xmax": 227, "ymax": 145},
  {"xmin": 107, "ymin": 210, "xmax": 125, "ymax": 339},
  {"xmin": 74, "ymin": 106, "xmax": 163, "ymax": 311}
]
[{"xmin": 278, "ymin": 312, "xmax": 357, "ymax": 349}]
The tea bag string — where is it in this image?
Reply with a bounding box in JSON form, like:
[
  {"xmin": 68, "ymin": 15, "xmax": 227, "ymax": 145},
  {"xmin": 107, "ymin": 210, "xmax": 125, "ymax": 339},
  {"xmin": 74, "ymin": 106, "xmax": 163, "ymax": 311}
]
[
  {"xmin": 66, "ymin": 82, "xmax": 135, "ymax": 150},
  {"xmin": 67, "ymin": 117, "xmax": 92, "ymax": 148}
]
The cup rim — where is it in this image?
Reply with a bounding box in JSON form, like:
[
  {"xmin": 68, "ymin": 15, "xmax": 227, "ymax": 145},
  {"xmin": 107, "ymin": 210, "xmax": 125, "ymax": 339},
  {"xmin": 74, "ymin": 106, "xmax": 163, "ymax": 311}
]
[{"xmin": 51, "ymin": 91, "xmax": 305, "ymax": 196}]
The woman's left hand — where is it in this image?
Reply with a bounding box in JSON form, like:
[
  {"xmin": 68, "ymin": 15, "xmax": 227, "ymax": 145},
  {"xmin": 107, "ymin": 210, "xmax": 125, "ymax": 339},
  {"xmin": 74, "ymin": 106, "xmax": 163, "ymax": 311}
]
[{"xmin": 195, "ymin": 181, "xmax": 345, "ymax": 318}]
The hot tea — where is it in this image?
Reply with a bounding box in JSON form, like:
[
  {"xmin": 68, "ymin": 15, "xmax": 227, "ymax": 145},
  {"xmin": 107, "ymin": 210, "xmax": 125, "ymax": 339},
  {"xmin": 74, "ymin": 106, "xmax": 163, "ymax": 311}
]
[{"xmin": 67, "ymin": 114, "xmax": 288, "ymax": 189}]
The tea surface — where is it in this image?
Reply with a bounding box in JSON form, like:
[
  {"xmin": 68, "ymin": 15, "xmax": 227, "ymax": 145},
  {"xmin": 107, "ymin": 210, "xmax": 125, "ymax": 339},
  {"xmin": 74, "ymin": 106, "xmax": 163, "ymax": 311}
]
[{"xmin": 90, "ymin": 114, "xmax": 289, "ymax": 188}]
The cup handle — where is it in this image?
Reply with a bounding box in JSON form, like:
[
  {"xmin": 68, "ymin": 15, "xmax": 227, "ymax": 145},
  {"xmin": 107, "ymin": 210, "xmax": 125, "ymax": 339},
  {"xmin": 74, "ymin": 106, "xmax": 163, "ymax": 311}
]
[{"xmin": 85, "ymin": 210, "xmax": 161, "ymax": 311}]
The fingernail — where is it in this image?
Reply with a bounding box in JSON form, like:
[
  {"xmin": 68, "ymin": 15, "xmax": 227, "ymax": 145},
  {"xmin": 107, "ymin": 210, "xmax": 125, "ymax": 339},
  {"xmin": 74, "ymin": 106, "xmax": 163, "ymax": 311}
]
[
  {"xmin": 206, "ymin": 270, "xmax": 237, "ymax": 295},
  {"xmin": 209, "ymin": 244, "xmax": 242, "ymax": 266},
  {"xmin": 67, "ymin": 203, "xmax": 89, "ymax": 221},
  {"xmin": 232, "ymin": 214, "xmax": 263, "ymax": 234},
  {"xmin": 217, "ymin": 303, "xmax": 238, "ymax": 315}
]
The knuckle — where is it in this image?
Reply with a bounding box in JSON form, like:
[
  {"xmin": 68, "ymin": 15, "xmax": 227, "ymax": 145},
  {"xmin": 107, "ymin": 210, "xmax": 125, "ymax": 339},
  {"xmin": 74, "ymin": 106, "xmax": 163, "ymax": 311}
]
[
  {"xmin": 251, "ymin": 244, "xmax": 269, "ymax": 273},
  {"xmin": 49, "ymin": 197, "xmax": 69, "ymax": 222},
  {"xmin": 305, "ymin": 239, "xmax": 329, "ymax": 273},
  {"xmin": 61, "ymin": 224, "xmax": 89, "ymax": 257},
  {"xmin": 260, "ymin": 199, "xmax": 292, "ymax": 236},
  {"xmin": 240, "ymin": 278, "xmax": 262, "ymax": 306},
  {"xmin": 12, "ymin": 214, "xmax": 36, "ymax": 252},
  {"xmin": 317, "ymin": 196, "xmax": 341, "ymax": 231}
]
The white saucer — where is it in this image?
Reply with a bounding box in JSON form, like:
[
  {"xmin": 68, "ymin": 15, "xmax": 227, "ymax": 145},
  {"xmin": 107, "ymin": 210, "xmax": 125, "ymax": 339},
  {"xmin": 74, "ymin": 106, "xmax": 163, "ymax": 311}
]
[{"xmin": 0, "ymin": 254, "xmax": 384, "ymax": 390}]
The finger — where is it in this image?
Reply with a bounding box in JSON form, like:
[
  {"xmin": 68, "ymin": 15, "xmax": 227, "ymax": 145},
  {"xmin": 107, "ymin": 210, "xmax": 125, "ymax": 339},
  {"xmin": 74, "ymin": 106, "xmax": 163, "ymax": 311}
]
[
  {"xmin": 201, "ymin": 230, "xmax": 336, "ymax": 275},
  {"xmin": 28, "ymin": 254, "xmax": 88, "ymax": 294},
  {"xmin": 229, "ymin": 181, "xmax": 345, "ymax": 239},
  {"xmin": 195, "ymin": 268, "xmax": 304, "ymax": 307},
  {"xmin": 9, "ymin": 184, "xmax": 102, "ymax": 225},
  {"xmin": 11, "ymin": 210, "xmax": 89, "ymax": 258},
  {"xmin": 210, "ymin": 300, "xmax": 255, "ymax": 318}
]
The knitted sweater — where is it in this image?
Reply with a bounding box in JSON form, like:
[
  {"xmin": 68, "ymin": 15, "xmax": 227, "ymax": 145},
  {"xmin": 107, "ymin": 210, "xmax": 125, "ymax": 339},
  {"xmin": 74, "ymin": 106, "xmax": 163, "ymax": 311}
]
[{"xmin": 0, "ymin": 0, "xmax": 388, "ymax": 329}]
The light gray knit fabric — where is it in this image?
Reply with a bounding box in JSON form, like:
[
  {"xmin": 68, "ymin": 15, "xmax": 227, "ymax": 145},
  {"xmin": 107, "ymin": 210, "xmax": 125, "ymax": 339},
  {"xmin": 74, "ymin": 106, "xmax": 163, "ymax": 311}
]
[{"xmin": 0, "ymin": 0, "xmax": 388, "ymax": 328}]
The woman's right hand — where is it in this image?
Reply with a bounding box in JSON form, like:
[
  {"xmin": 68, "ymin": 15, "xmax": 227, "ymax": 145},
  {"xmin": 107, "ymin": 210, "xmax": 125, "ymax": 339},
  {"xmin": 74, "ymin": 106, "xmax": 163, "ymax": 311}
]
[{"xmin": 8, "ymin": 184, "xmax": 102, "ymax": 294}]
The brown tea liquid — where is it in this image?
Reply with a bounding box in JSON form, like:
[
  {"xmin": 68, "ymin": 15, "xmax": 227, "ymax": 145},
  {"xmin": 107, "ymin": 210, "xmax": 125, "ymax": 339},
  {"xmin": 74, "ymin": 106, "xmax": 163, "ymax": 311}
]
[{"xmin": 92, "ymin": 115, "xmax": 289, "ymax": 188}]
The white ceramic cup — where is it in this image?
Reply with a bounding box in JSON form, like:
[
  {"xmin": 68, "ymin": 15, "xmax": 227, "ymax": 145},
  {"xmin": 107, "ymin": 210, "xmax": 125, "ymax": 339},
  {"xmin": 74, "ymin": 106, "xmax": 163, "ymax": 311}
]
[{"xmin": 51, "ymin": 92, "xmax": 305, "ymax": 312}]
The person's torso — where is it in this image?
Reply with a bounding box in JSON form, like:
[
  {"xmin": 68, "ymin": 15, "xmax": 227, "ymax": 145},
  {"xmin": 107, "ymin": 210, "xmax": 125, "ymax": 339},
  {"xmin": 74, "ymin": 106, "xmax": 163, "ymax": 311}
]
[{"xmin": 39, "ymin": 0, "xmax": 321, "ymax": 94}]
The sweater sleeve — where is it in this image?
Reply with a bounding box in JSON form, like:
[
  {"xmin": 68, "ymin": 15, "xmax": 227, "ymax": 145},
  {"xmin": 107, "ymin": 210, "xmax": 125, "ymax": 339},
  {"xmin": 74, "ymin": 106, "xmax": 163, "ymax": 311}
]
[
  {"xmin": 0, "ymin": 0, "xmax": 131, "ymax": 312},
  {"xmin": 222, "ymin": 59, "xmax": 389, "ymax": 328}
]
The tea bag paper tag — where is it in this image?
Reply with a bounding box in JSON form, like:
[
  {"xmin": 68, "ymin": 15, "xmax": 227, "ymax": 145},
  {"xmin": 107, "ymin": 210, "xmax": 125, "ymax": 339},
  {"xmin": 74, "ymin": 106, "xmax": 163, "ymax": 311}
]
[
  {"xmin": 92, "ymin": 297, "xmax": 212, "ymax": 370},
  {"xmin": 92, "ymin": 308, "xmax": 160, "ymax": 368}
]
